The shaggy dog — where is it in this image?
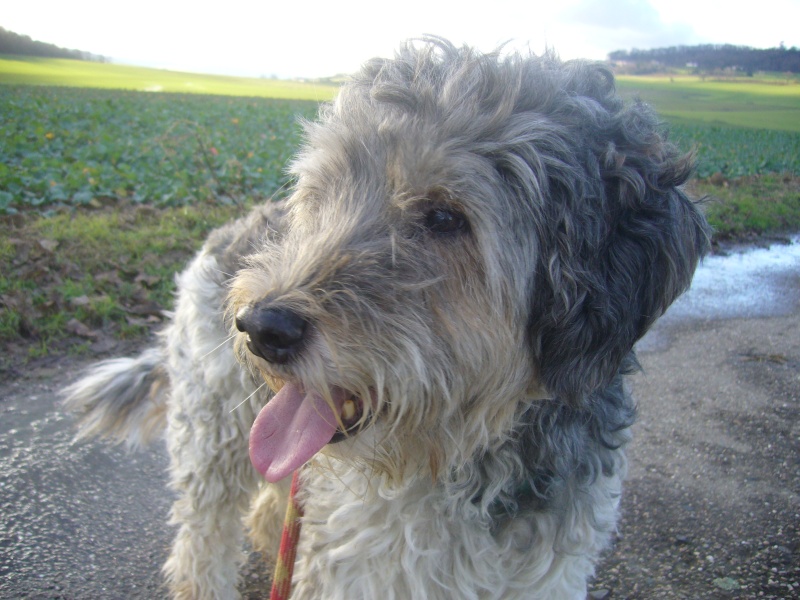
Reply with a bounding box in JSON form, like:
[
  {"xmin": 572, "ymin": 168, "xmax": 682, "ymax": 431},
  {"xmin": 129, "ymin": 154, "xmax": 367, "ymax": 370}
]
[{"xmin": 64, "ymin": 38, "xmax": 710, "ymax": 599}]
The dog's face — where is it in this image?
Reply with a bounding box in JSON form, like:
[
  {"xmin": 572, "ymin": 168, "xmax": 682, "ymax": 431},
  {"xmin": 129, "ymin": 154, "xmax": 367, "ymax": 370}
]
[{"xmin": 229, "ymin": 41, "xmax": 709, "ymax": 483}]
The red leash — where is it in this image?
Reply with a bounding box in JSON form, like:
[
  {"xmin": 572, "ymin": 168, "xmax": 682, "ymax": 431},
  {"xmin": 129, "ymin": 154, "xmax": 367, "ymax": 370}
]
[{"xmin": 269, "ymin": 470, "xmax": 304, "ymax": 600}]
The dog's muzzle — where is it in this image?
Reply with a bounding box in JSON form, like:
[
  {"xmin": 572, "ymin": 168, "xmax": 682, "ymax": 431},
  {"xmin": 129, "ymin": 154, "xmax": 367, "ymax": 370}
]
[
  {"xmin": 237, "ymin": 302, "xmax": 371, "ymax": 483},
  {"xmin": 235, "ymin": 304, "xmax": 307, "ymax": 364}
]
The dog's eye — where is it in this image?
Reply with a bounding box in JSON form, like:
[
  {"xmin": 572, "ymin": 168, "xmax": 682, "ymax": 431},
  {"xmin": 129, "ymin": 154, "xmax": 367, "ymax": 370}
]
[{"xmin": 424, "ymin": 208, "xmax": 468, "ymax": 235}]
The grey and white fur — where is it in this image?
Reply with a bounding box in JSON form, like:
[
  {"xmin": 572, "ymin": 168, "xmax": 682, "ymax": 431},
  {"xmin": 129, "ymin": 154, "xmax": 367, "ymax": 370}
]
[{"xmin": 63, "ymin": 38, "xmax": 710, "ymax": 599}]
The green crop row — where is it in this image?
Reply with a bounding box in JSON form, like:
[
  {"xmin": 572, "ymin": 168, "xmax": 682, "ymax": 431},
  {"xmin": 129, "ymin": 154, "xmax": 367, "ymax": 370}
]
[
  {"xmin": 0, "ymin": 85, "xmax": 319, "ymax": 214},
  {"xmin": 670, "ymin": 123, "xmax": 800, "ymax": 178}
]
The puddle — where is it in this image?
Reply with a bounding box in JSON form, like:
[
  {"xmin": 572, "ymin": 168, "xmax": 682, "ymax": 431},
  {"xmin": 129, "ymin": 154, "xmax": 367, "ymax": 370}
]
[
  {"xmin": 639, "ymin": 235, "xmax": 800, "ymax": 351},
  {"xmin": 667, "ymin": 235, "xmax": 800, "ymax": 321}
]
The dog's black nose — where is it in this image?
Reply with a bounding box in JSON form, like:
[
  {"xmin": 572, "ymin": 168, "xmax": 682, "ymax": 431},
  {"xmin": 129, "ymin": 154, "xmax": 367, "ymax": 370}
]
[{"xmin": 235, "ymin": 304, "xmax": 308, "ymax": 364}]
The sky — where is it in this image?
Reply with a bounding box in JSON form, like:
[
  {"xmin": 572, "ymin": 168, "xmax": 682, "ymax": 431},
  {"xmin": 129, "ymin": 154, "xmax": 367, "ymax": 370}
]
[{"xmin": 4, "ymin": 0, "xmax": 800, "ymax": 79}]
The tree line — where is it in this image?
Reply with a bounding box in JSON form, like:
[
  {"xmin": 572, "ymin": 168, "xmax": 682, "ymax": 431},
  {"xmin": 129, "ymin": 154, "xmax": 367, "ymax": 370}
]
[
  {"xmin": 0, "ymin": 27, "xmax": 107, "ymax": 62},
  {"xmin": 608, "ymin": 44, "xmax": 800, "ymax": 75}
]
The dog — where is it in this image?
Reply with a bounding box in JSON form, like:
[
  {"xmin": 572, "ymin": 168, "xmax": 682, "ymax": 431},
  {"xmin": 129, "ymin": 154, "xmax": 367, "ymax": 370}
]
[{"xmin": 63, "ymin": 38, "xmax": 710, "ymax": 599}]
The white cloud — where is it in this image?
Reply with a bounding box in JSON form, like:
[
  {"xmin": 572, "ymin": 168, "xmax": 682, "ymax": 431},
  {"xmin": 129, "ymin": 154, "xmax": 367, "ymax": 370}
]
[
  {"xmin": 558, "ymin": 0, "xmax": 698, "ymax": 54},
  {"xmin": 563, "ymin": 0, "xmax": 665, "ymax": 30}
]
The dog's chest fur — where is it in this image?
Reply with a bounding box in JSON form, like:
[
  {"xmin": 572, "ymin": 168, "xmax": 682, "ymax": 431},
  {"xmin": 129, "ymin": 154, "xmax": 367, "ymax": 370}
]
[{"xmin": 289, "ymin": 457, "xmax": 622, "ymax": 600}]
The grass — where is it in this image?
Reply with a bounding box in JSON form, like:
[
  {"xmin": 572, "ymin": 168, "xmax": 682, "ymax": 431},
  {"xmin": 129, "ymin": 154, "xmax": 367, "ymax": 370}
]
[
  {"xmin": 0, "ymin": 60, "xmax": 329, "ymax": 365},
  {"xmin": 0, "ymin": 55, "xmax": 339, "ymax": 101},
  {"xmin": 691, "ymin": 174, "xmax": 800, "ymax": 240},
  {"xmin": 616, "ymin": 74, "xmax": 800, "ymax": 132},
  {"xmin": 0, "ymin": 202, "xmax": 245, "ymax": 360}
]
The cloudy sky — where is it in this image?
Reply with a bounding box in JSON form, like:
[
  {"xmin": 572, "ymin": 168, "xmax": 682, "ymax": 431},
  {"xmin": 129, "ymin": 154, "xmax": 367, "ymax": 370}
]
[{"xmin": 5, "ymin": 0, "xmax": 800, "ymax": 79}]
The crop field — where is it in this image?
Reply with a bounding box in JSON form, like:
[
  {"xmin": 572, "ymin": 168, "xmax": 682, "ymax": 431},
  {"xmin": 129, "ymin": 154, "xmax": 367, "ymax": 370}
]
[
  {"xmin": 670, "ymin": 124, "xmax": 800, "ymax": 178},
  {"xmin": 0, "ymin": 85, "xmax": 320, "ymax": 214},
  {"xmin": 1, "ymin": 63, "xmax": 799, "ymax": 214}
]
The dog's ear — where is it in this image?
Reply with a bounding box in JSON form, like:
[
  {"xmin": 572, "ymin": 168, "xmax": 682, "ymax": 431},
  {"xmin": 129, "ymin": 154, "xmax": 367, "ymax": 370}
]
[{"xmin": 528, "ymin": 100, "xmax": 711, "ymax": 404}]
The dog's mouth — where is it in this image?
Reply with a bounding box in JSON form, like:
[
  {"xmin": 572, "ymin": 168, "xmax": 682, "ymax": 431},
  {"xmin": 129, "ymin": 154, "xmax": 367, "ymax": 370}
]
[{"xmin": 249, "ymin": 382, "xmax": 367, "ymax": 483}]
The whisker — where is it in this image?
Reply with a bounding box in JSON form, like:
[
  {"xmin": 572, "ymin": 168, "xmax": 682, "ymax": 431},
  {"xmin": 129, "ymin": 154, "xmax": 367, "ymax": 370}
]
[
  {"xmin": 229, "ymin": 381, "xmax": 268, "ymax": 413},
  {"xmin": 212, "ymin": 267, "xmax": 237, "ymax": 278},
  {"xmin": 199, "ymin": 334, "xmax": 236, "ymax": 361}
]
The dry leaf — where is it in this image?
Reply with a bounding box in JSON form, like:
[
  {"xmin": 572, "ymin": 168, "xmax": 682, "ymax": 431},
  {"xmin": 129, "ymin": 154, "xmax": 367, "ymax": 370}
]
[
  {"xmin": 38, "ymin": 239, "xmax": 59, "ymax": 253},
  {"xmin": 65, "ymin": 318, "xmax": 100, "ymax": 339}
]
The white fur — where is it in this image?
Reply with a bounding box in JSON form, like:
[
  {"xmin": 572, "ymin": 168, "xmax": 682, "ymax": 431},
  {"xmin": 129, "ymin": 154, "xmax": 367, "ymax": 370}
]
[{"xmin": 290, "ymin": 458, "xmax": 623, "ymax": 600}]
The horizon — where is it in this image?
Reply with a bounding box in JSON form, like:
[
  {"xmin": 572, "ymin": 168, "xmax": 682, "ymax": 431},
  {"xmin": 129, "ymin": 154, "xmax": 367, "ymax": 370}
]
[
  {"xmin": 4, "ymin": 0, "xmax": 800, "ymax": 80},
  {"xmin": 6, "ymin": 31, "xmax": 798, "ymax": 83}
]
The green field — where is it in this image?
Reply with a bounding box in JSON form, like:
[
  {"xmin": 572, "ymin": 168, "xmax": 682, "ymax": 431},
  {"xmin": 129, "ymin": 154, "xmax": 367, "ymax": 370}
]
[
  {"xmin": 0, "ymin": 55, "xmax": 338, "ymax": 100},
  {"xmin": 616, "ymin": 74, "xmax": 800, "ymax": 178},
  {"xmin": 617, "ymin": 74, "xmax": 800, "ymax": 132},
  {"xmin": 2, "ymin": 63, "xmax": 799, "ymax": 214}
]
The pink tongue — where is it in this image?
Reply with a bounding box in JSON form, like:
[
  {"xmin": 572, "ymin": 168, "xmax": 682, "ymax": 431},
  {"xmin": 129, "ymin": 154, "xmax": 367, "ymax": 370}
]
[{"xmin": 249, "ymin": 383, "xmax": 346, "ymax": 483}]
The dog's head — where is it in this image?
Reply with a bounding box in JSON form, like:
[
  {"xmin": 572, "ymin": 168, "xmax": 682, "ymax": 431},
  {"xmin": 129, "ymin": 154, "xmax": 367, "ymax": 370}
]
[{"xmin": 229, "ymin": 38, "xmax": 710, "ymax": 483}]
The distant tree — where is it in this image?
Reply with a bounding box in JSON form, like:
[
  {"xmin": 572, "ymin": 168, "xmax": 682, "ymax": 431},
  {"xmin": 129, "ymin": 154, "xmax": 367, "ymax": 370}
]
[
  {"xmin": 608, "ymin": 44, "xmax": 800, "ymax": 74},
  {"xmin": 0, "ymin": 27, "xmax": 106, "ymax": 62}
]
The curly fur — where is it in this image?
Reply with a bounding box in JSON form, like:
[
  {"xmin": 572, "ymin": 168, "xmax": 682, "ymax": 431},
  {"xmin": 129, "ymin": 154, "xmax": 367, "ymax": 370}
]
[{"xmin": 63, "ymin": 37, "xmax": 710, "ymax": 599}]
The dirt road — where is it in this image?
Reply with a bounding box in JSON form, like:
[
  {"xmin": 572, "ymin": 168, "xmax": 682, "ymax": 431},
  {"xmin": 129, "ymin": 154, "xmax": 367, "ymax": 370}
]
[
  {"xmin": 593, "ymin": 309, "xmax": 800, "ymax": 599},
  {"xmin": 1, "ymin": 248, "xmax": 798, "ymax": 599}
]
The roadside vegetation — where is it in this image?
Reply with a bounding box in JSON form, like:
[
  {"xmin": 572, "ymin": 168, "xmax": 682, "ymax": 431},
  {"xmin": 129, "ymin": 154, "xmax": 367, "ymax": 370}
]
[
  {"xmin": 1, "ymin": 204, "xmax": 242, "ymax": 360},
  {"xmin": 1, "ymin": 58, "xmax": 799, "ymax": 370},
  {"xmin": 692, "ymin": 174, "xmax": 800, "ymax": 239}
]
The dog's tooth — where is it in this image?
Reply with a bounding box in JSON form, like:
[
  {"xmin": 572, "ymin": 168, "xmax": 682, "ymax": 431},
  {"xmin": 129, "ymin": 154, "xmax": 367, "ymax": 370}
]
[{"xmin": 342, "ymin": 399, "xmax": 356, "ymax": 420}]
